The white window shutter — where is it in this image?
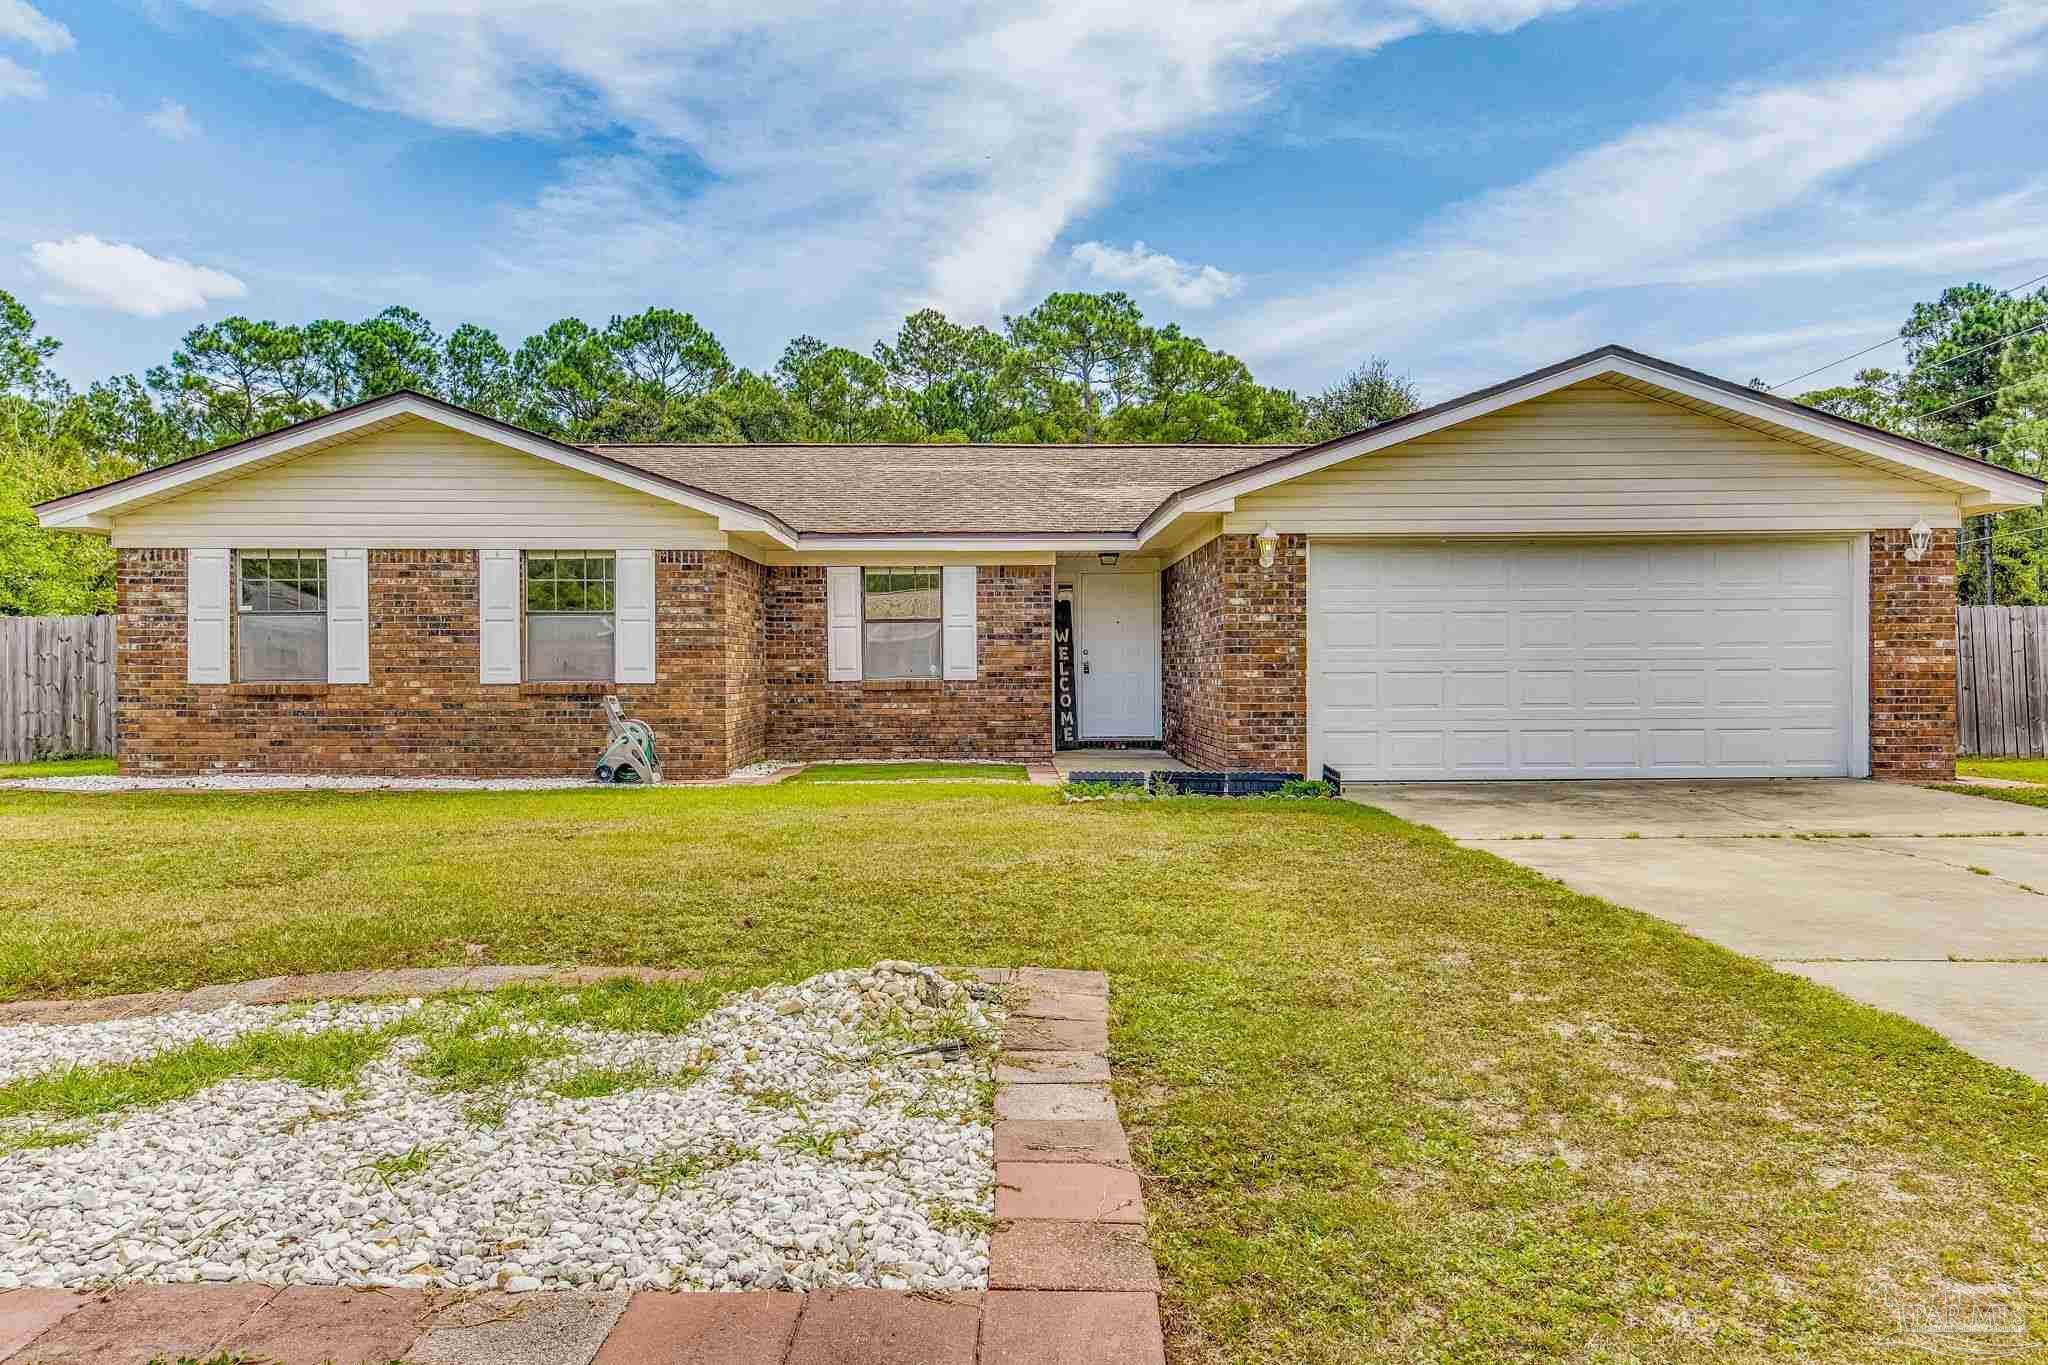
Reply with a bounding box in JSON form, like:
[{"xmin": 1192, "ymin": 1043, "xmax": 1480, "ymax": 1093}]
[
  {"xmin": 942, "ymin": 565, "xmax": 978, "ymax": 680},
  {"xmin": 615, "ymin": 549, "xmax": 656, "ymax": 684},
  {"xmin": 826, "ymin": 566, "xmax": 862, "ymax": 682},
  {"xmin": 186, "ymin": 547, "xmax": 231, "ymax": 684},
  {"xmin": 479, "ymin": 548, "xmax": 521, "ymax": 684},
  {"xmin": 326, "ymin": 548, "xmax": 370, "ymax": 684}
]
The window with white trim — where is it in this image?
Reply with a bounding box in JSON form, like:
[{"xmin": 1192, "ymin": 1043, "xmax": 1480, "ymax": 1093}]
[
  {"xmin": 862, "ymin": 567, "xmax": 942, "ymax": 679},
  {"xmin": 524, "ymin": 551, "xmax": 616, "ymax": 681},
  {"xmin": 235, "ymin": 549, "xmax": 327, "ymax": 681}
]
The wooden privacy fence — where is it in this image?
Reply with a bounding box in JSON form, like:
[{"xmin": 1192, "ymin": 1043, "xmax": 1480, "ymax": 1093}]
[
  {"xmin": 0, "ymin": 615, "xmax": 117, "ymax": 763},
  {"xmin": 1957, "ymin": 606, "xmax": 2048, "ymax": 758}
]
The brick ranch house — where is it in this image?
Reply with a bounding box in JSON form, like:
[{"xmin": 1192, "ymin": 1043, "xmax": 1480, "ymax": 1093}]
[{"xmin": 36, "ymin": 345, "xmax": 2043, "ymax": 783}]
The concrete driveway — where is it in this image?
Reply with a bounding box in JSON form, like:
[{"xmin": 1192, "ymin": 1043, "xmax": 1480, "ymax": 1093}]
[{"xmin": 1350, "ymin": 780, "xmax": 2048, "ymax": 1083}]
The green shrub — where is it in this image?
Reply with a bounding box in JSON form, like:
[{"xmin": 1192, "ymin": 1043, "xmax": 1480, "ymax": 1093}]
[
  {"xmin": 1273, "ymin": 779, "xmax": 1336, "ymax": 799},
  {"xmin": 1058, "ymin": 779, "xmax": 1150, "ymax": 801}
]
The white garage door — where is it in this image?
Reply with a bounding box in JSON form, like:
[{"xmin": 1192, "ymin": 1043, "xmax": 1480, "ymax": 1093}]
[{"xmin": 1309, "ymin": 539, "xmax": 1863, "ymax": 781}]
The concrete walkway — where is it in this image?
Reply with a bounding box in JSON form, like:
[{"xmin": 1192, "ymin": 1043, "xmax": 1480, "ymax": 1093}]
[
  {"xmin": 1049, "ymin": 750, "xmax": 1192, "ymax": 778},
  {"xmin": 1348, "ymin": 780, "xmax": 2048, "ymax": 1083}
]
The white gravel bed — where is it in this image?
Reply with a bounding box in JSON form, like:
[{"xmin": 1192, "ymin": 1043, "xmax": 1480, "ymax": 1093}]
[
  {"xmin": 0, "ymin": 774, "xmax": 603, "ymax": 793},
  {"xmin": 1, "ymin": 764, "xmax": 803, "ymax": 792},
  {"xmin": 801, "ymin": 759, "xmax": 1020, "ymax": 768},
  {"xmin": 0, "ymin": 963, "xmax": 1000, "ymax": 1295},
  {"xmin": 728, "ymin": 759, "xmax": 797, "ymax": 780},
  {"xmin": 0, "ymin": 999, "xmax": 422, "ymax": 1085}
]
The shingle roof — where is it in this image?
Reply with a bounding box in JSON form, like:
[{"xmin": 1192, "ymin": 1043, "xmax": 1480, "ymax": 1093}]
[
  {"xmin": 578, "ymin": 442, "xmax": 1299, "ymax": 534},
  {"xmin": 40, "ymin": 346, "xmax": 2040, "ymax": 538}
]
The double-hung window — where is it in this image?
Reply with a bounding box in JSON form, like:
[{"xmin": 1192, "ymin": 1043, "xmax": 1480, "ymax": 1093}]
[
  {"xmin": 525, "ymin": 551, "xmax": 616, "ymax": 681},
  {"xmin": 862, "ymin": 567, "xmax": 943, "ymax": 679},
  {"xmin": 235, "ymin": 550, "xmax": 327, "ymax": 681}
]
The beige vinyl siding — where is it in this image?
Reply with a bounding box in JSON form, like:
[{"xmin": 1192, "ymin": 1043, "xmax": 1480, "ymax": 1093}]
[
  {"xmin": 1227, "ymin": 380, "xmax": 1963, "ymax": 536},
  {"xmin": 112, "ymin": 418, "xmax": 726, "ymax": 549}
]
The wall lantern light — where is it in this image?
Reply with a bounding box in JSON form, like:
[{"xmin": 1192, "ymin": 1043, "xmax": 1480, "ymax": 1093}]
[
  {"xmin": 1256, "ymin": 524, "xmax": 1280, "ymax": 570},
  {"xmin": 1905, "ymin": 519, "xmax": 1933, "ymax": 563},
  {"xmin": 1097, "ymin": 552, "xmax": 1120, "ymax": 567}
]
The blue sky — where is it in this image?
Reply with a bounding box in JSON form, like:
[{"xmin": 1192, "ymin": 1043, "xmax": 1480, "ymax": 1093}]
[{"xmin": 3, "ymin": 0, "xmax": 2045, "ymax": 404}]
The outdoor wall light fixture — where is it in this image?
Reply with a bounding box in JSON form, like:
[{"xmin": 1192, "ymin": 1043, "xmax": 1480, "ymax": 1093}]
[
  {"xmin": 1098, "ymin": 552, "xmax": 1120, "ymax": 567},
  {"xmin": 1905, "ymin": 519, "xmax": 1933, "ymax": 562},
  {"xmin": 1256, "ymin": 524, "xmax": 1280, "ymax": 569}
]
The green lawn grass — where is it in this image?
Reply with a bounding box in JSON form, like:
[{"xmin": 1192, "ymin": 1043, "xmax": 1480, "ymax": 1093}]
[
  {"xmin": 0, "ymin": 756, "xmax": 115, "ymax": 779},
  {"xmin": 1956, "ymin": 756, "xmax": 2048, "ymax": 785},
  {"xmin": 4, "ymin": 783, "xmax": 2045, "ymax": 1361},
  {"xmin": 1937, "ymin": 781, "xmax": 2048, "ymax": 811},
  {"xmin": 786, "ymin": 761, "xmax": 1027, "ymax": 783},
  {"xmin": 0, "ymin": 1024, "xmax": 398, "ymax": 1121}
]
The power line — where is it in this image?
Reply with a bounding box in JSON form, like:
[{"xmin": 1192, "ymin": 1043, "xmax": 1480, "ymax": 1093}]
[
  {"xmin": 1959, "ymin": 519, "xmax": 2048, "ymax": 542},
  {"xmin": 1957, "ymin": 527, "xmax": 2047, "ymax": 551},
  {"xmin": 1908, "ymin": 316, "xmax": 2048, "ymax": 381},
  {"xmin": 1915, "ymin": 375, "xmax": 2045, "ymax": 424},
  {"xmin": 1767, "ymin": 268, "xmax": 2048, "ymax": 392},
  {"xmin": 1769, "ymin": 334, "xmax": 1914, "ymax": 393},
  {"xmin": 1956, "ymin": 521, "xmax": 2048, "ymax": 556}
]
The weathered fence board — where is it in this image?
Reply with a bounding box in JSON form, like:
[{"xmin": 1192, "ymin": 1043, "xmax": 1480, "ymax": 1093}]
[
  {"xmin": 1957, "ymin": 606, "xmax": 2048, "ymax": 758},
  {"xmin": 0, "ymin": 615, "xmax": 116, "ymax": 763}
]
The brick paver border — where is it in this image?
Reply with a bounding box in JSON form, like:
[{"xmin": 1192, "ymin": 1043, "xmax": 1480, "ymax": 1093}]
[{"xmin": 0, "ymin": 966, "xmax": 1160, "ymax": 1364}]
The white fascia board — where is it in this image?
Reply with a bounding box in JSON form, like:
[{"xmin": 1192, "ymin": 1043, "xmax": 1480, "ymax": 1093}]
[
  {"xmin": 1163, "ymin": 355, "xmax": 2042, "ymax": 517},
  {"xmin": 791, "ymin": 534, "xmax": 1141, "ymax": 553},
  {"xmin": 35, "ymin": 394, "xmax": 800, "ymax": 546},
  {"xmin": 1134, "ymin": 506, "xmax": 1227, "ymax": 554},
  {"xmin": 37, "ymin": 509, "xmax": 112, "ymax": 533},
  {"xmin": 1133, "ymin": 494, "xmax": 1232, "ymax": 547}
]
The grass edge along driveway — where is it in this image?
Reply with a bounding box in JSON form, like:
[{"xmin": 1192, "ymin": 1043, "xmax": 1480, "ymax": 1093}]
[{"xmin": 3, "ymin": 783, "xmax": 2044, "ymax": 1363}]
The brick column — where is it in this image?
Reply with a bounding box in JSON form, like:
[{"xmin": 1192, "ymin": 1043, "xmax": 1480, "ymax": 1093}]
[
  {"xmin": 1219, "ymin": 532, "xmax": 1308, "ymax": 773},
  {"xmin": 1161, "ymin": 540, "xmax": 1227, "ymax": 768},
  {"xmin": 1161, "ymin": 534, "xmax": 1308, "ymax": 774},
  {"xmin": 1869, "ymin": 527, "xmax": 1957, "ymax": 781}
]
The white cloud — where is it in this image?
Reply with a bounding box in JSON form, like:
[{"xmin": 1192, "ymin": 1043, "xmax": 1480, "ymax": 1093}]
[
  {"xmin": 1402, "ymin": 0, "xmax": 1597, "ymax": 32},
  {"xmin": 27, "ymin": 236, "xmax": 247, "ymax": 317},
  {"xmin": 1647, "ymin": 182, "xmax": 2048, "ymax": 289},
  {"xmin": 1224, "ymin": 5, "xmax": 2048, "ymax": 371},
  {"xmin": 1677, "ymin": 316, "xmax": 1906, "ymax": 360},
  {"xmin": 181, "ymin": 0, "xmax": 1596, "ymax": 333},
  {"xmin": 143, "ymin": 99, "xmax": 198, "ymax": 139},
  {"xmin": 1070, "ymin": 240, "xmax": 1242, "ymax": 308},
  {"xmin": 0, "ymin": 53, "xmax": 41, "ymax": 97},
  {"xmin": 0, "ymin": 0, "xmax": 72, "ymax": 52}
]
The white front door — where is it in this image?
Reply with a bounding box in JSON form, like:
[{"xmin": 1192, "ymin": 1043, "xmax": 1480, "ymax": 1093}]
[
  {"xmin": 1077, "ymin": 573, "xmax": 1161, "ymax": 739},
  {"xmin": 1309, "ymin": 538, "xmax": 1865, "ymax": 780}
]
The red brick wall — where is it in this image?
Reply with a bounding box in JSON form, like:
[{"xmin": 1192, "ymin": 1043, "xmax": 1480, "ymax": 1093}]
[
  {"xmin": 1870, "ymin": 526, "xmax": 1958, "ymax": 781},
  {"xmin": 115, "ymin": 548, "xmax": 200, "ymax": 770},
  {"xmin": 1221, "ymin": 532, "xmax": 1309, "ymax": 773},
  {"xmin": 723, "ymin": 553, "xmax": 768, "ymax": 769},
  {"xmin": 115, "ymin": 548, "xmax": 737, "ymax": 778},
  {"xmin": 764, "ymin": 565, "xmax": 1052, "ymax": 759},
  {"xmin": 1159, "ymin": 533, "xmax": 1308, "ymax": 774},
  {"xmin": 1162, "ymin": 540, "xmax": 1228, "ymax": 768}
]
